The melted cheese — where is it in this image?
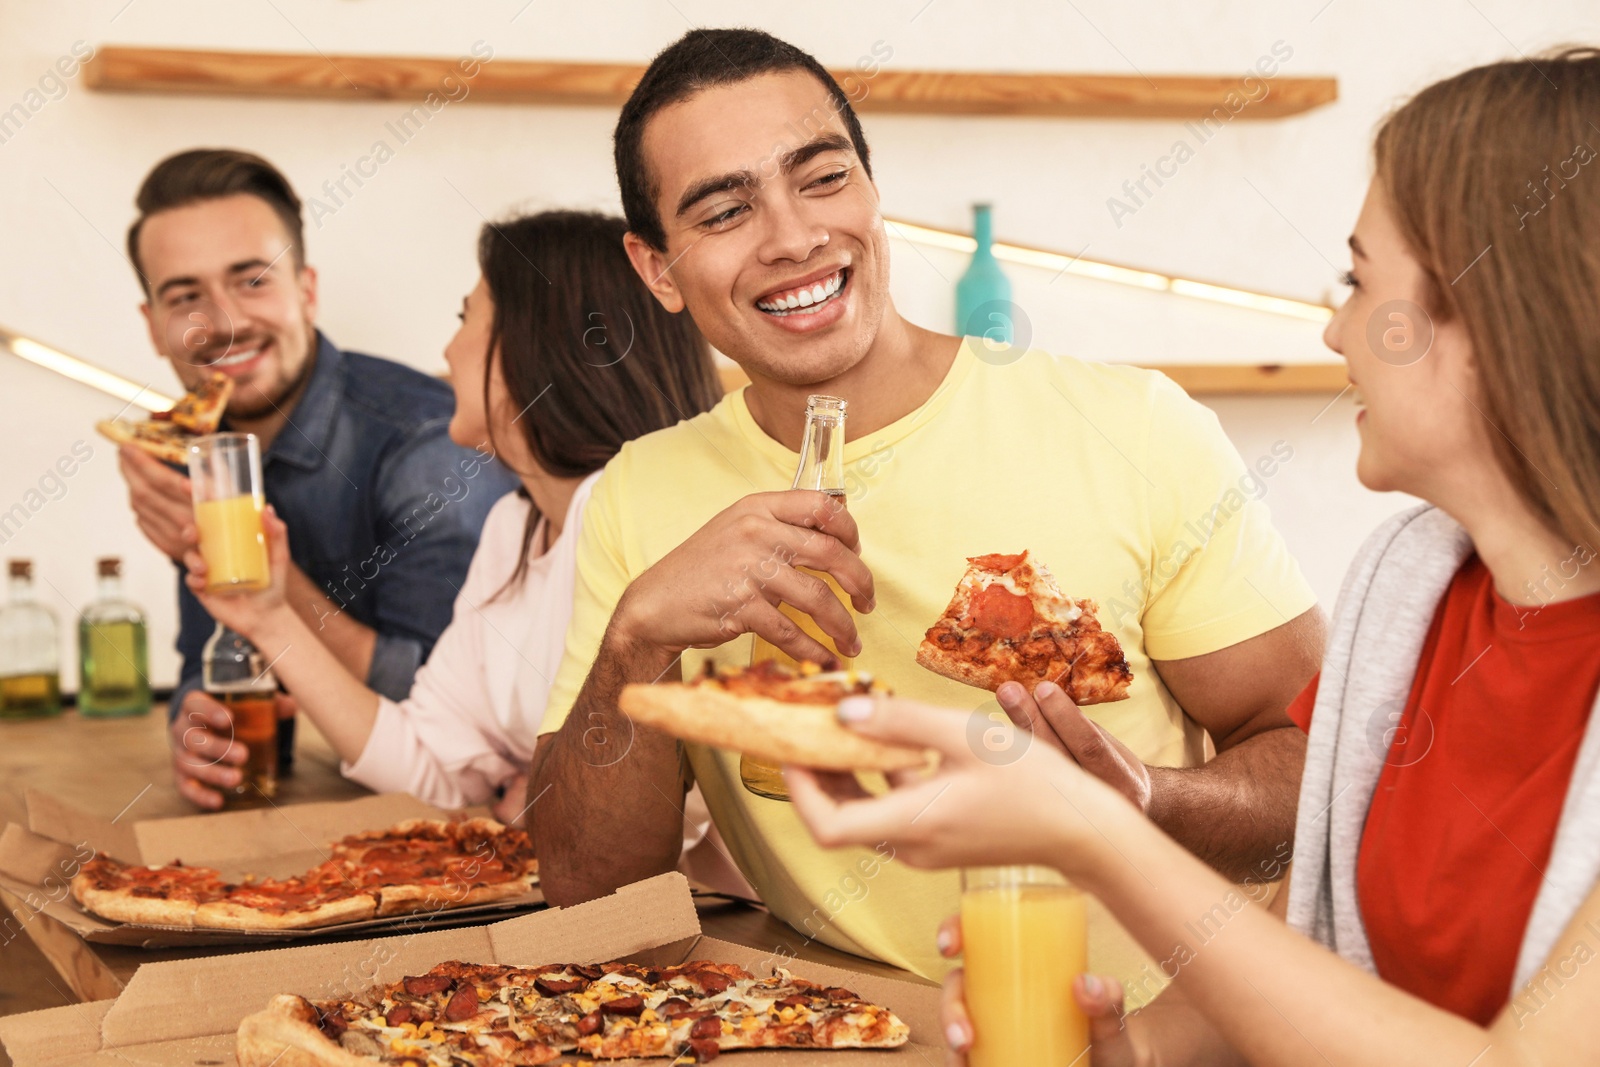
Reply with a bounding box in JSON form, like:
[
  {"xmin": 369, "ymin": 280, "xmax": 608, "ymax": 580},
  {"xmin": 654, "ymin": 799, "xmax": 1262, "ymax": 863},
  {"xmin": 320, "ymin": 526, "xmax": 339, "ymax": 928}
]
[{"xmin": 962, "ymin": 565, "xmax": 1084, "ymax": 627}]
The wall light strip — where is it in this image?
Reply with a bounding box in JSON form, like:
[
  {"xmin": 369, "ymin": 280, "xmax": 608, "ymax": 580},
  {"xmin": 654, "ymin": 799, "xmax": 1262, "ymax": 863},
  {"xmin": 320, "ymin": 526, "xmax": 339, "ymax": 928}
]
[
  {"xmin": 1, "ymin": 325, "xmax": 176, "ymax": 411},
  {"xmin": 883, "ymin": 218, "xmax": 1334, "ymax": 323}
]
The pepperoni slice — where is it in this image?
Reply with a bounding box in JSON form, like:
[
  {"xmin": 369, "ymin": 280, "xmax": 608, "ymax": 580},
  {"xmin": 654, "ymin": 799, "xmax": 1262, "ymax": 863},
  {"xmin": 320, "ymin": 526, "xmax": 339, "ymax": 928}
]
[
  {"xmin": 686, "ymin": 1038, "xmax": 721, "ymax": 1063},
  {"xmin": 601, "ymin": 995, "xmax": 644, "ymax": 1016},
  {"xmin": 385, "ymin": 1005, "xmax": 414, "ymax": 1027},
  {"xmin": 689, "ymin": 1016, "xmax": 722, "ymax": 1040},
  {"xmin": 695, "ymin": 972, "xmax": 733, "ymax": 995},
  {"xmin": 658, "ymin": 997, "xmax": 692, "ymax": 1017},
  {"xmin": 533, "ymin": 976, "xmax": 586, "ymax": 996},
  {"xmin": 970, "ymin": 584, "xmax": 1034, "ymax": 639},
  {"xmin": 443, "ymin": 987, "xmax": 479, "ymax": 1021},
  {"xmin": 403, "ymin": 974, "xmax": 453, "ymax": 996},
  {"xmin": 576, "ymin": 1010, "xmax": 603, "ymax": 1036}
]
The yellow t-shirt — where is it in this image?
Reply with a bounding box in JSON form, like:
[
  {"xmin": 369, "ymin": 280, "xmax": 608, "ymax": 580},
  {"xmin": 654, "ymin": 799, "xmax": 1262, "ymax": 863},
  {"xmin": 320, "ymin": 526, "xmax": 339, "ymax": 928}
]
[{"xmin": 542, "ymin": 339, "xmax": 1316, "ymax": 999}]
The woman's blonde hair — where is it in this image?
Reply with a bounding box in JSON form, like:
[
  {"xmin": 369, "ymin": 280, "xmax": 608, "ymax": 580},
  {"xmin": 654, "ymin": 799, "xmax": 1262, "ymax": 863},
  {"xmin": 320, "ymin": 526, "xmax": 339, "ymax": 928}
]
[{"xmin": 1375, "ymin": 48, "xmax": 1600, "ymax": 551}]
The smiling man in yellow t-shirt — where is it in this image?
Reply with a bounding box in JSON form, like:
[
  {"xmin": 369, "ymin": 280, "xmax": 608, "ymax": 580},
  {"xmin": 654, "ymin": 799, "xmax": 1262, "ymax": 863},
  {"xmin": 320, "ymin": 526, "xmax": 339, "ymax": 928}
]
[{"xmin": 528, "ymin": 28, "xmax": 1323, "ymax": 994}]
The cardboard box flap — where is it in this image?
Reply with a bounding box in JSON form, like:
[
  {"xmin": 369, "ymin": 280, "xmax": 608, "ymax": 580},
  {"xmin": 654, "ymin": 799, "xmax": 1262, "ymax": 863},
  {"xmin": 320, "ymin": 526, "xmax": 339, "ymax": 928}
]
[
  {"xmin": 24, "ymin": 791, "xmax": 445, "ymax": 877},
  {"xmin": 131, "ymin": 794, "xmax": 443, "ymax": 872},
  {"xmin": 25, "ymin": 790, "xmax": 139, "ymax": 866},
  {"xmin": 0, "ymin": 1000, "xmax": 114, "ymax": 1067},
  {"xmin": 488, "ymin": 872, "xmax": 699, "ymax": 965},
  {"xmin": 100, "ymin": 921, "xmax": 499, "ymax": 1048},
  {"xmin": 0, "ymin": 822, "xmax": 95, "ymax": 891},
  {"xmin": 98, "ymin": 873, "xmax": 701, "ymax": 1049}
]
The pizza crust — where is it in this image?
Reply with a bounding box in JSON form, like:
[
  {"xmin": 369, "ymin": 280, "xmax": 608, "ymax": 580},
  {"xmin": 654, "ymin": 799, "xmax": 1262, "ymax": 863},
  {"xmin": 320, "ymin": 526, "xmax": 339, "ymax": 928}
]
[
  {"xmin": 192, "ymin": 893, "xmax": 378, "ymax": 931},
  {"xmin": 619, "ymin": 683, "xmax": 930, "ymax": 772},
  {"xmin": 70, "ymin": 878, "xmax": 199, "ymax": 928},
  {"xmin": 95, "ymin": 419, "xmax": 192, "ymax": 465},
  {"xmin": 375, "ymin": 877, "xmax": 535, "ymax": 917},
  {"xmin": 914, "ymin": 642, "xmax": 1012, "ymax": 692},
  {"xmin": 238, "ymin": 995, "xmax": 370, "ymax": 1067}
]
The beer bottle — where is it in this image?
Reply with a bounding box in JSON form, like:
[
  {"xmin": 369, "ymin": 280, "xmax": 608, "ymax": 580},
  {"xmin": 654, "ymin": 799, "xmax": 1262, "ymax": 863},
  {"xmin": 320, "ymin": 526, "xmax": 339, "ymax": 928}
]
[
  {"xmin": 743, "ymin": 395, "xmax": 854, "ymax": 800},
  {"xmin": 201, "ymin": 622, "xmax": 280, "ymax": 807}
]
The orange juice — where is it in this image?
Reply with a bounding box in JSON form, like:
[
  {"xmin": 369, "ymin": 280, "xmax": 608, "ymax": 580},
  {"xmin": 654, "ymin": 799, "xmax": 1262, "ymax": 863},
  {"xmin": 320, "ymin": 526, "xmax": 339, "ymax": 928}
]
[
  {"xmin": 195, "ymin": 494, "xmax": 269, "ymax": 592},
  {"xmin": 743, "ymin": 567, "xmax": 856, "ymax": 799},
  {"xmin": 961, "ymin": 882, "xmax": 1089, "ymax": 1066}
]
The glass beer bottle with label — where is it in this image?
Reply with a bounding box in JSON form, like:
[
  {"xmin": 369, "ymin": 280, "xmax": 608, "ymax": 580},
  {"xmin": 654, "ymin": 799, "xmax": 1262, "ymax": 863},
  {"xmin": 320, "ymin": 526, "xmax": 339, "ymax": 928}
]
[
  {"xmin": 201, "ymin": 622, "xmax": 280, "ymax": 808},
  {"xmin": 742, "ymin": 395, "xmax": 853, "ymax": 801}
]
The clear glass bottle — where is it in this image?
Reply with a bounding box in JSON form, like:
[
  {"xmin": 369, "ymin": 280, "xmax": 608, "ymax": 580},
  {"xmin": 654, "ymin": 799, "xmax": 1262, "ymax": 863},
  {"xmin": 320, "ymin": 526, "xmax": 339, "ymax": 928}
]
[
  {"xmin": 0, "ymin": 560, "xmax": 63, "ymax": 718},
  {"xmin": 744, "ymin": 395, "xmax": 853, "ymax": 801},
  {"xmin": 202, "ymin": 622, "xmax": 280, "ymax": 807},
  {"xmin": 78, "ymin": 557, "xmax": 152, "ymax": 717}
]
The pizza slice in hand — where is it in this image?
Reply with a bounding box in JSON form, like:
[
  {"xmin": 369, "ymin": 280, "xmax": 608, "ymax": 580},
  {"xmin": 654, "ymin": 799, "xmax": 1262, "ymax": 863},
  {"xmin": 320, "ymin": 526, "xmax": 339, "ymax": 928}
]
[
  {"xmin": 917, "ymin": 551, "xmax": 1133, "ymax": 704},
  {"xmin": 619, "ymin": 660, "xmax": 930, "ymax": 772},
  {"xmin": 96, "ymin": 371, "xmax": 234, "ymax": 464},
  {"xmin": 166, "ymin": 371, "xmax": 233, "ymax": 433}
]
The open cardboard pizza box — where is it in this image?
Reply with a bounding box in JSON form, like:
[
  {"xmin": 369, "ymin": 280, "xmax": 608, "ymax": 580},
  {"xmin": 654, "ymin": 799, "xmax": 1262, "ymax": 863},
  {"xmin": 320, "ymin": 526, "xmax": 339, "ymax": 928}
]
[
  {"xmin": 0, "ymin": 789, "xmax": 543, "ymax": 947},
  {"xmin": 0, "ymin": 872, "xmax": 941, "ymax": 1067}
]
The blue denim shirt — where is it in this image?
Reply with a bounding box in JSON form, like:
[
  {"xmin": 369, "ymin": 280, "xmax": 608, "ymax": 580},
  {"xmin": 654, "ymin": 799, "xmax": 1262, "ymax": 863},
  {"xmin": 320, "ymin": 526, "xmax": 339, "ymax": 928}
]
[{"xmin": 170, "ymin": 332, "xmax": 516, "ymax": 720}]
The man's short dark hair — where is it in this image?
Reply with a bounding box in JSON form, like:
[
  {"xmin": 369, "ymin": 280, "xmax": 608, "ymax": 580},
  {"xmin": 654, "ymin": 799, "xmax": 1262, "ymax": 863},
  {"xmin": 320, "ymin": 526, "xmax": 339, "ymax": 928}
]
[
  {"xmin": 614, "ymin": 28, "xmax": 873, "ymax": 250},
  {"xmin": 126, "ymin": 148, "xmax": 305, "ymax": 292}
]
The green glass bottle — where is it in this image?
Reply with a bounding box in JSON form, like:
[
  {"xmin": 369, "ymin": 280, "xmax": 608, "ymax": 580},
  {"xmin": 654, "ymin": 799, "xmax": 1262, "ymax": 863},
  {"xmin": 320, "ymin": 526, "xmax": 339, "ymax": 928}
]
[
  {"xmin": 0, "ymin": 559, "xmax": 62, "ymax": 718},
  {"xmin": 78, "ymin": 557, "xmax": 151, "ymax": 717},
  {"xmin": 954, "ymin": 202, "xmax": 1014, "ymax": 344}
]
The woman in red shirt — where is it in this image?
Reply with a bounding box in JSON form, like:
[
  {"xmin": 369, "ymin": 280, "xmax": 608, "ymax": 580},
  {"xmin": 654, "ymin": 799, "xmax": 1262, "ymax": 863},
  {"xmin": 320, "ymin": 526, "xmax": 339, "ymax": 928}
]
[{"xmin": 788, "ymin": 49, "xmax": 1600, "ymax": 1065}]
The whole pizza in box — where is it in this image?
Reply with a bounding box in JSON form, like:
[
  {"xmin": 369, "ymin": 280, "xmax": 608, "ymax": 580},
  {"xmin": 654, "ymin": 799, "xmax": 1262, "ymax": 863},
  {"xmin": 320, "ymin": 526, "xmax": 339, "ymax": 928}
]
[{"xmin": 70, "ymin": 818, "xmax": 536, "ymax": 931}]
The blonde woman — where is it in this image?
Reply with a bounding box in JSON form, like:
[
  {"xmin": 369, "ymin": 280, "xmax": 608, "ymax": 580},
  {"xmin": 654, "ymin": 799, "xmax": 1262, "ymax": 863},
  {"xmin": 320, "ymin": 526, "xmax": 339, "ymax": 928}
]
[{"xmin": 789, "ymin": 50, "xmax": 1600, "ymax": 1063}]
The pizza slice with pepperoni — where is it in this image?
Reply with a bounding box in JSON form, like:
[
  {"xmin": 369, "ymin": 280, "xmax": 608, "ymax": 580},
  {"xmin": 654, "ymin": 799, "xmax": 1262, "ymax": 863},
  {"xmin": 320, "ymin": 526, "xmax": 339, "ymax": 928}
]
[{"xmin": 917, "ymin": 551, "xmax": 1133, "ymax": 704}]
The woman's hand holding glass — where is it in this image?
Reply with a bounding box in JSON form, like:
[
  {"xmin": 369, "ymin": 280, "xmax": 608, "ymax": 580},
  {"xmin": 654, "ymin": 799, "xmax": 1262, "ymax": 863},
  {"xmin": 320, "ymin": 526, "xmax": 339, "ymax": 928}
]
[
  {"xmin": 784, "ymin": 696, "xmax": 1155, "ymax": 1065},
  {"xmin": 180, "ymin": 503, "xmax": 295, "ymax": 642}
]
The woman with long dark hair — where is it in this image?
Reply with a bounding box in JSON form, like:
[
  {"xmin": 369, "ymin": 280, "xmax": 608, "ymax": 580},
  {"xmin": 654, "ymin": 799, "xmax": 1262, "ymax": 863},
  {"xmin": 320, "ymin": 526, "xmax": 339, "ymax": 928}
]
[{"xmin": 180, "ymin": 211, "xmax": 726, "ymax": 838}]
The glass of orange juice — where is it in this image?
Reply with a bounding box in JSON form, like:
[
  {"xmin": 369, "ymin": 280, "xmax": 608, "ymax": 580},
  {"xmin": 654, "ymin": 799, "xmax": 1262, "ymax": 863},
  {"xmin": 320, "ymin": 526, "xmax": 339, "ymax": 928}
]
[
  {"xmin": 186, "ymin": 433, "xmax": 270, "ymax": 593},
  {"xmin": 960, "ymin": 865, "xmax": 1089, "ymax": 1066}
]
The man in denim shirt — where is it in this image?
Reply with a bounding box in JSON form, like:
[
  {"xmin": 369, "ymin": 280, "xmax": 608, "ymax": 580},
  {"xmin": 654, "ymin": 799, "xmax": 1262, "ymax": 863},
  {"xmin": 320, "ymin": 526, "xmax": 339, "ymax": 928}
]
[{"xmin": 115, "ymin": 149, "xmax": 514, "ymax": 808}]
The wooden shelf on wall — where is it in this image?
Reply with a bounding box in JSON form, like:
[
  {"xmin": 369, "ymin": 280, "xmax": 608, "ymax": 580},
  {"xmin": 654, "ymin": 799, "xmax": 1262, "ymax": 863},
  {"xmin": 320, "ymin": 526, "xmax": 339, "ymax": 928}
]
[
  {"xmin": 718, "ymin": 361, "xmax": 1345, "ymax": 397},
  {"xmin": 1148, "ymin": 362, "xmax": 1347, "ymax": 395},
  {"xmin": 83, "ymin": 47, "xmax": 1337, "ymax": 120}
]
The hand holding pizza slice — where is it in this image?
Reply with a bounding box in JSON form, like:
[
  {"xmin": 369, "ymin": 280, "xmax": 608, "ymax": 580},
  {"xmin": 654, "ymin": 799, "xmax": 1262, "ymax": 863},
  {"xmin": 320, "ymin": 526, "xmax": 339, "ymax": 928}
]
[
  {"xmin": 96, "ymin": 370, "xmax": 234, "ymax": 464},
  {"xmin": 618, "ymin": 660, "xmax": 931, "ymax": 773}
]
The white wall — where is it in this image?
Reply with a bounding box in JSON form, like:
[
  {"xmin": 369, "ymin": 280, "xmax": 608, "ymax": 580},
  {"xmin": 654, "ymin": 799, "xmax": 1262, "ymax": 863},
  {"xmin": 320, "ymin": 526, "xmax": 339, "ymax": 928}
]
[{"xmin": 2, "ymin": 0, "xmax": 1594, "ymax": 689}]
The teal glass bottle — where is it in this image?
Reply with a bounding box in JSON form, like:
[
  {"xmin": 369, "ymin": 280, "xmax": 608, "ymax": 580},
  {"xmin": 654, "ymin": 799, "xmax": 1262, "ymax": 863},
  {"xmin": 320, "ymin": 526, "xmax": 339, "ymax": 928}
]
[{"xmin": 954, "ymin": 203, "xmax": 1013, "ymax": 344}]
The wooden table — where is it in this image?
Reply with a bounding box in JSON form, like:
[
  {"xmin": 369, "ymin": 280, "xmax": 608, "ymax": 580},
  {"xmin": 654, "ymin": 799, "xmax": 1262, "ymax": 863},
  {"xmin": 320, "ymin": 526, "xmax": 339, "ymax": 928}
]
[{"xmin": 0, "ymin": 706, "xmax": 928, "ymax": 1066}]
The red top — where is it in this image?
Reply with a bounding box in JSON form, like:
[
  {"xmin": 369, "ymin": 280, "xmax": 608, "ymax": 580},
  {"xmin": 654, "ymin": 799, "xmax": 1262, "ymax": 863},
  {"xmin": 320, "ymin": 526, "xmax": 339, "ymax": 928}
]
[{"xmin": 1288, "ymin": 554, "xmax": 1600, "ymax": 1024}]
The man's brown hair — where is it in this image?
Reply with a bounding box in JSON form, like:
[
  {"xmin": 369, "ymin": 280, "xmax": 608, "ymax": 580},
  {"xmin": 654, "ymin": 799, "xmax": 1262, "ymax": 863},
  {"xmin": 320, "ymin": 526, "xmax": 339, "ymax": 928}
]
[
  {"xmin": 613, "ymin": 28, "xmax": 873, "ymax": 251},
  {"xmin": 126, "ymin": 148, "xmax": 305, "ymax": 291},
  {"xmin": 1375, "ymin": 47, "xmax": 1600, "ymax": 552}
]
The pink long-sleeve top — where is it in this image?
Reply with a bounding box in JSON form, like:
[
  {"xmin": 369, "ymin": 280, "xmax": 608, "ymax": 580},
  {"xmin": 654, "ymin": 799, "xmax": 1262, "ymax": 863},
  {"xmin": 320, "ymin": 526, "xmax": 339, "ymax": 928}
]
[{"xmin": 342, "ymin": 478, "xmax": 595, "ymax": 806}]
